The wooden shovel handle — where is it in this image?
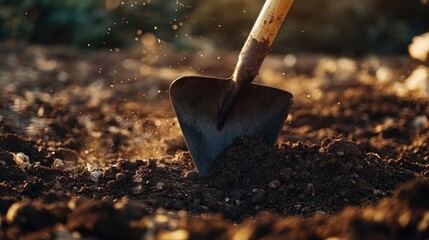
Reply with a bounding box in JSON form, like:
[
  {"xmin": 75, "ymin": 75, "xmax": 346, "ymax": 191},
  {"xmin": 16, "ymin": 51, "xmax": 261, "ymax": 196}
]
[{"xmin": 232, "ymin": 0, "xmax": 294, "ymax": 86}]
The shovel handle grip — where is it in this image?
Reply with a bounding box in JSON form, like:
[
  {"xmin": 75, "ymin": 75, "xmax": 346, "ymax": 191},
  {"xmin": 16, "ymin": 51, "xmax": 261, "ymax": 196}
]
[{"xmin": 232, "ymin": 0, "xmax": 294, "ymax": 86}]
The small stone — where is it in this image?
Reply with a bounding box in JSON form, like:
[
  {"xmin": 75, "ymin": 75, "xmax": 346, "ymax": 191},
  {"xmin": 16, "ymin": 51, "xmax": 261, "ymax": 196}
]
[
  {"xmin": 252, "ymin": 188, "xmax": 259, "ymax": 193},
  {"xmin": 89, "ymin": 170, "xmax": 102, "ymax": 183},
  {"xmin": 319, "ymin": 138, "xmax": 362, "ymax": 155},
  {"xmin": 315, "ymin": 211, "xmax": 327, "ymax": 216},
  {"xmin": 268, "ymin": 180, "xmax": 281, "ymax": 189},
  {"xmin": 155, "ymin": 182, "xmax": 165, "ymax": 190},
  {"xmin": 412, "ymin": 115, "xmax": 428, "ymax": 128},
  {"xmin": 133, "ymin": 185, "xmax": 144, "ymax": 195},
  {"xmin": 107, "ymin": 180, "xmax": 115, "ymax": 187},
  {"xmin": 52, "ymin": 158, "xmax": 65, "ymax": 168},
  {"xmin": 13, "ymin": 152, "xmax": 30, "ymax": 168},
  {"xmin": 294, "ymin": 204, "xmax": 302, "ymax": 209},
  {"xmin": 373, "ymin": 189, "xmax": 385, "ymax": 196},
  {"xmin": 133, "ymin": 173, "xmax": 142, "ymax": 183},
  {"xmin": 116, "ymin": 172, "xmax": 125, "ymax": 181}
]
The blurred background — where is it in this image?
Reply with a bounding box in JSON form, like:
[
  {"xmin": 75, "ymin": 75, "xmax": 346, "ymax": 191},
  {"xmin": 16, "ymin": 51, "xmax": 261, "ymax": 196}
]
[{"xmin": 1, "ymin": 0, "xmax": 428, "ymax": 55}]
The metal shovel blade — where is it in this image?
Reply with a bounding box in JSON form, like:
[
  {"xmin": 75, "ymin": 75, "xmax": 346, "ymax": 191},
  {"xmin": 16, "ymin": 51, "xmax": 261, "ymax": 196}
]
[{"xmin": 170, "ymin": 76, "xmax": 293, "ymax": 174}]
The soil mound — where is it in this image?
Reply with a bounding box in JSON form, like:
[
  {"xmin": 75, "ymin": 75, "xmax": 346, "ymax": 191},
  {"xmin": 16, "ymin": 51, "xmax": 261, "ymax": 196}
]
[
  {"xmin": 1, "ymin": 135, "xmax": 414, "ymax": 222},
  {"xmin": 205, "ymin": 137, "xmax": 414, "ymax": 218}
]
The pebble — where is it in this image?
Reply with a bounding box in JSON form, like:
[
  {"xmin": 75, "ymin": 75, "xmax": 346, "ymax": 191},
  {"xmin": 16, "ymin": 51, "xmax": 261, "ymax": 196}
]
[
  {"xmin": 155, "ymin": 182, "xmax": 165, "ymax": 190},
  {"xmin": 133, "ymin": 185, "xmax": 144, "ymax": 195},
  {"xmin": 268, "ymin": 180, "xmax": 281, "ymax": 189},
  {"xmin": 319, "ymin": 138, "xmax": 362, "ymax": 155},
  {"xmin": 90, "ymin": 170, "xmax": 102, "ymax": 183},
  {"xmin": 107, "ymin": 180, "xmax": 116, "ymax": 187},
  {"xmin": 315, "ymin": 211, "xmax": 327, "ymax": 216},
  {"xmin": 133, "ymin": 173, "xmax": 143, "ymax": 183},
  {"xmin": 411, "ymin": 115, "xmax": 427, "ymax": 128},
  {"xmin": 12, "ymin": 152, "xmax": 30, "ymax": 168},
  {"xmin": 116, "ymin": 172, "xmax": 125, "ymax": 181},
  {"xmin": 52, "ymin": 158, "xmax": 65, "ymax": 168}
]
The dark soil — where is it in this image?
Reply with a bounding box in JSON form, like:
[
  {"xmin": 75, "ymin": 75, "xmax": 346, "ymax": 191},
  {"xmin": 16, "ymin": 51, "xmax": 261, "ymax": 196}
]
[{"xmin": 0, "ymin": 42, "xmax": 428, "ymax": 239}]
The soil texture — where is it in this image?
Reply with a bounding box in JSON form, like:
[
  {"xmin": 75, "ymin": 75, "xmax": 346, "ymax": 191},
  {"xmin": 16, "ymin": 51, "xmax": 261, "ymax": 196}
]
[{"xmin": 0, "ymin": 43, "xmax": 428, "ymax": 239}]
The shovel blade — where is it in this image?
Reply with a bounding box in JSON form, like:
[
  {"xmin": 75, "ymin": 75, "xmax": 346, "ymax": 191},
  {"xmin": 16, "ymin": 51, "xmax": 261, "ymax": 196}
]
[{"xmin": 170, "ymin": 76, "xmax": 293, "ymax": 174}]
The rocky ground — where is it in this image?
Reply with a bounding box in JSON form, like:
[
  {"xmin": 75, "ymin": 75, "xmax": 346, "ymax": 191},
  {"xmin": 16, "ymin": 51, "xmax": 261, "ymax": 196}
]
[{"xmin": 0, "ymin": 42, "xmax": 428, "ymax": 239}]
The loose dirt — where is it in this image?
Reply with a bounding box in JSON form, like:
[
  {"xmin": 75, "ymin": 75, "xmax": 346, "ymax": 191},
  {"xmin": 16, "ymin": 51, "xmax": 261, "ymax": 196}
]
[{"xmin": 0, "ymin": 43, "xmax": 428, "ymax": 239}]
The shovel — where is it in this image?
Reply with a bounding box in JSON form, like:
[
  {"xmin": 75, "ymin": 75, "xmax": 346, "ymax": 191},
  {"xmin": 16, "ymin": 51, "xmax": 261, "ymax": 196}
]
[{"xmin": 170, "ymin": 0, "xmax": 294, "ymax": 174}]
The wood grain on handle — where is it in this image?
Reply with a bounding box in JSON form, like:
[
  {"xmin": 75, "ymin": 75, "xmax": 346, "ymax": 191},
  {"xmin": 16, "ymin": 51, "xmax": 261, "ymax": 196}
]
[
  {"xmin": 233, "ymin": 0, "xmax": 294, "ymax": 85},
  {"xmin": 217, "ymin": 0, "xmax": 294, "ymax": 129},
  {"xmin": 250, "ymin": 0, "xmax": 294, "ymax": 46}
]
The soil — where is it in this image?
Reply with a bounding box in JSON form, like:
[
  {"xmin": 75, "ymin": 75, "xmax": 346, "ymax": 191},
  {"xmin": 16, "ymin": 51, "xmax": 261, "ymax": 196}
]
[{"xmin": 0, "ymin": 42, "xmax": 428, "ymax": 239}]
